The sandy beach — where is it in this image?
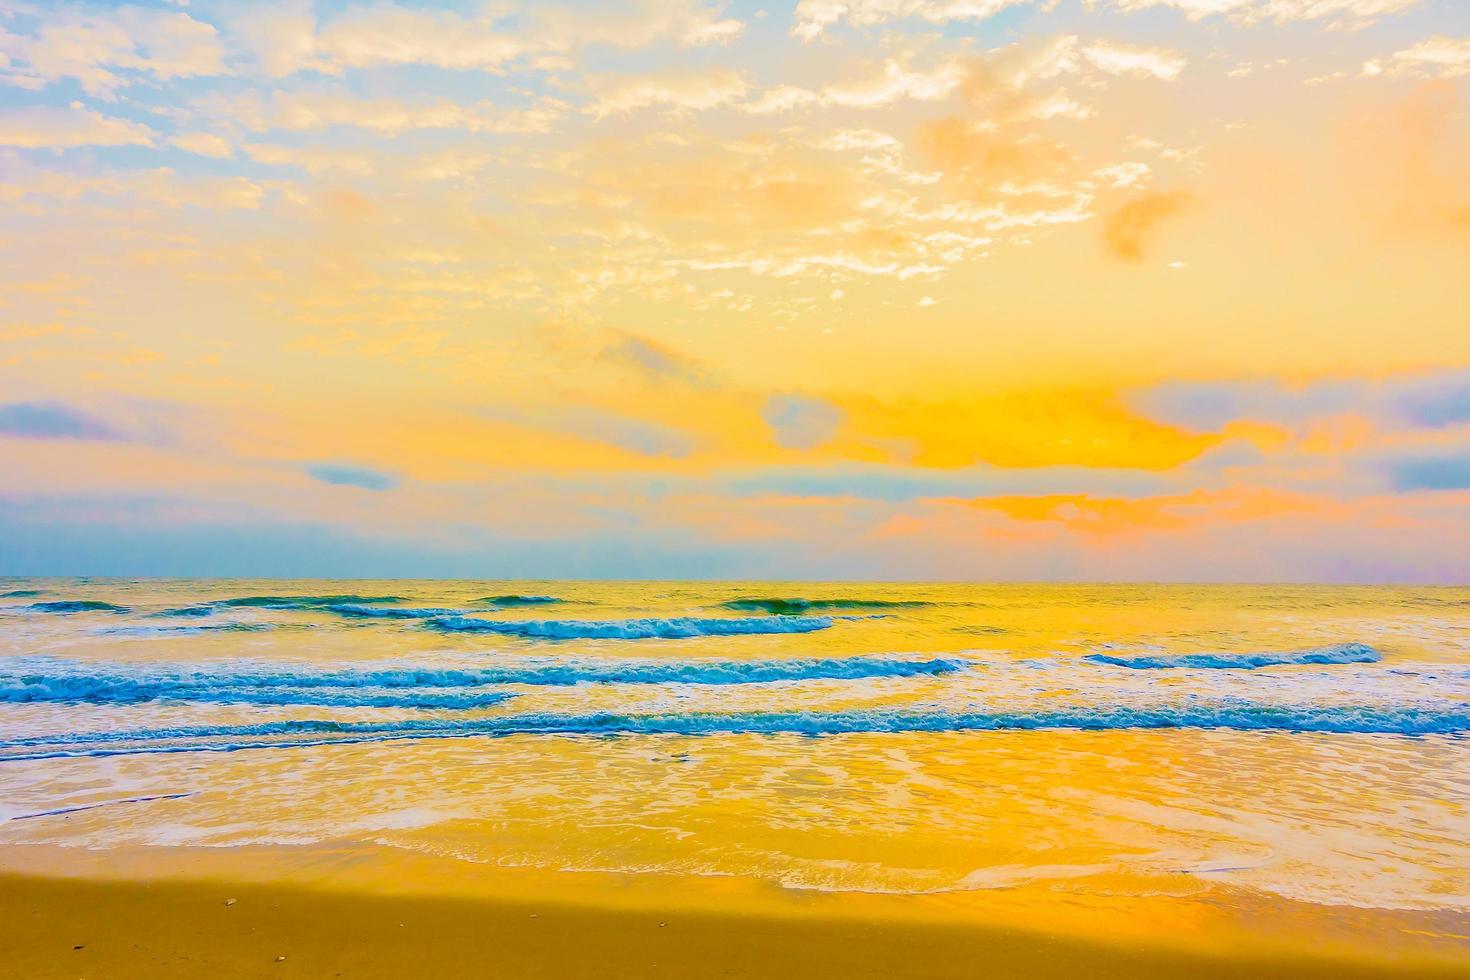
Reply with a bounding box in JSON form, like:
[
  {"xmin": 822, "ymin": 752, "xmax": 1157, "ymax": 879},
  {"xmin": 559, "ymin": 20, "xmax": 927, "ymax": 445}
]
[{"xmin": 5, "ymin": 842, "xmax": 1469, "ymax": 979}]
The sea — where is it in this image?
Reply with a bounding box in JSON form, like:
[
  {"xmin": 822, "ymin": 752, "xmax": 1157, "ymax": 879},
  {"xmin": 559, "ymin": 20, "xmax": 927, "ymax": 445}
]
[{"xmin": 1, "ymin": 579, "xmax": 1467, "ymax": 913}]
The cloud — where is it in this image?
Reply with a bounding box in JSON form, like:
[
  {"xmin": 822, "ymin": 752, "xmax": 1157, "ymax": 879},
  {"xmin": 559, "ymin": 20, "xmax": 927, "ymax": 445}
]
[
  {"xmin": 0, "ymin": 402, "xmax": 123, "ymax": 441},
  {"xmin": 792, "ymin": 0, "xmax": 1030, "ymax": 41},
  {"xmin": 228, "ymin": 0, "xmax": 742, "ymax": 78},
  {"xmin": 0, "ymin": 167, "xmax": 266, "ymax": 209},
  {"xmin": 914, "ymin": 117, "xmax": 1068, "ymax": 184},
  {"xmin": 243, "ymin": 142, "xmax": 375, "ymax": 175},
  {"xmin": 744, "ymin": 55, "xmax": 968, "ymax": 112},
  {"xmin": 724, "ymin": 462, "xmax": 1178, "ymax": 501},
  {"xmin": 169, "ymin": 132, "xmax": 234, "ymax": 158},
  {"xmin": 1390, "ymin": 456, "xmax": 1470, "ymax": 492},
  {"xmin": 960, "ymin": 487, "xmax": 1316, "ymax": 535},
  {"xmin": 1395, "ymin": 372, "xmax": 1470, "ymax": 428},
  {"xmin": 0, "ymin": 5, "xmax": 226, "ymax": 95},
  {"xmin": 1131, "ymin": 371, "xmax": 1470, "ymax": 434},
  {"xmin": 763, "ymin": 394, "xmax": 844, "ymax": 450},
  {"xmin": 1081, "ymin": 40, "xmax": 1186, "ymax": 80},
  {"xmin": 1101, "ymin": 191, "xmax": 1191, "ymax": 260},
  {"xmin": 1363, "ymin": 37, "xmax": 1470, "ymax": 80},
  {"xmin": 589, "ymin": 69, "xmax": 749, "ymax": 116},
  {"xmin": 0, "ymin": 104, "xmax": 154, "ymax": 149},
  {"xmin": 1102, "ymin": 0, "xmax": 1418, "ymax": 27},
  {"xmin": 551, "ymin": 407, "xmax": 697, "ymax": 457},
  {"xmin": 1132, "ymin": 379, "xmax": 1360, "ymax": 430},
  {"xmin": 208, "ymin": 91, "xmax": 563, "ymax": 136},
  {"xmin": 305, "ymin": 463, "xmax": 399, "ymax": 491},
  {"xmin": 230, "ymin": 3, "xmax": 527, "ymax": 76},
  {"xmin": 599, "ymin": 332, "xmax": 709, "ymax": 385},
  {"xmin": 530, "ymin": 0, "xmax": 743, "ymax": 49}
]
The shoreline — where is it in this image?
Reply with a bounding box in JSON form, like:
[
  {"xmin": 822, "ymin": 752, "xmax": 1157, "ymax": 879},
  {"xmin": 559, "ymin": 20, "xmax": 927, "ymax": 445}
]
[{"xmin": 4, "ymin": 843, "xmax": 1468, "ymax": 979}]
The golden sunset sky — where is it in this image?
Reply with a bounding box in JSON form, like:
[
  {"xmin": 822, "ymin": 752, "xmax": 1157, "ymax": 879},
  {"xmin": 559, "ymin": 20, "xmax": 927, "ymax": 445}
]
[{"xmin": 1, "ymin": 0, "xmax": 1467, "ymax": 578}]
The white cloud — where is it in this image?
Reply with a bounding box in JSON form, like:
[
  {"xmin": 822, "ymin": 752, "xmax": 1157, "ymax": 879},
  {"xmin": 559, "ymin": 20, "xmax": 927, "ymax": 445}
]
[
  {"xmin": 243, "ymin": 143, "xmax": 375, "ymax": 174},
  {"xmin": 746, "ymin": 56, "xmax": 968, "ymax": 112},
  {"xmin": 229, "ymin": 0, "xmax": 743, "ymax": 78},
  {"xmin": 1093, "ymin": 162, "xmax": 1152, "ymax": 188},
  {"xmin": 311, "ymin": 6, "xmax": 524, "ymax": 73},
  {"xmin": 0, "ymin": 104, "xmax": 154, "ymax": 148},
  {"xmin": 1363, "ymin": 36, "xmax": 1470, "ymax": 79},
  {"xmin": 1082, "ymin": 40, "xmax": 1187, "ymax": 80},
  {"xmin": 529, "ymin": 0, "xmax": 744, "ymax": 49},
  {"xmin": 170, "ymin": 132, "xmax": 234, "ymax": 158},
  {"xmin": 589, "ymin": 69, "xmax": 749, "ymax": 116},
  {"xmin": 1101, "ymin": 0, "xmax": 1418, "ymax": 27},
  {"xmin": 0, "ymin": 5, "xmax": 226, "ymax": 96},
  {"xmin": 202, "ymin": 90, "xmax": 564, "ymax": 137},
  {"xmin": 0, "ymin": 165, "xmax": 265, "ymax": 209},
  {"xmin": 792, "ymin": 0, "xmax": 1029, "ymax": 41}
]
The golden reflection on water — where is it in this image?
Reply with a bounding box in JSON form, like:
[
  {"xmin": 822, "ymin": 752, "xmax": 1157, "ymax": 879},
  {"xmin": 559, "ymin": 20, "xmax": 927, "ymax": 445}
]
[{"xmin": 0, "ymin": 579, "xmax": 1467, "ymax": 926}]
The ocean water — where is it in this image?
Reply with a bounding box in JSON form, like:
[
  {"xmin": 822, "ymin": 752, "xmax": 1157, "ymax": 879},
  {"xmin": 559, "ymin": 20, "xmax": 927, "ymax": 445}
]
[{"xmin": 1, "ymin": 579, "xmax": 1467, "ymax": 911}]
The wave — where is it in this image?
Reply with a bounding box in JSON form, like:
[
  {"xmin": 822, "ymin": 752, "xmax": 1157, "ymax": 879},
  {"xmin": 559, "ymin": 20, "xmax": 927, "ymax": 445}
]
[
  {"xmin": 0, "ymin": 675, "xmax": 515, "ymax": 710},
  {"xmin": 25, "ymin": 600, "xmax": 129, "ymax": 614},
  {"xmin": 100, "ymin": 623, "xmax": 282, "ymax": 636},
  {"xmin": 1084, "ymin": 643, "xmax": 1381, "ymax": 670},
  {"xmin": 721, "ymin": 598, "xmax": 930, "ymax": 615},
  {"xmin": 0, "ymin": 655, "xmax": 959, "ymax": 705},
  {"xmin": 1, "ymin": 589, "xmax": 44, "ymax": 598},
  {"xmin": 212, "ymin": 594, "xmax": 407, "ymax": 609},
  {"xmin": 425, "ymin": 614, "xmax": 836, "ymax": 639},
  {"xmin": 4, "ymin": 701, "xmax": 1464, "ymax": 761},
  {"xmin": 325, "ymin": 604, "xmax": 462, "ymax": 619},
  {"xmin": 152, "ymin": 605, "xmax": 219, "ymax": 618},
  {"xmin": 476, "ymin": 595, "xmax": 563, "ymax": 606}
]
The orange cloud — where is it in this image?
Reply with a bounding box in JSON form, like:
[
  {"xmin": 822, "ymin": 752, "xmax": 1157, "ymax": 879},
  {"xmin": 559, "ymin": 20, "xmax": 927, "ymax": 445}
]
[
  {"xmin": 958, "ymin": 486, "xmax": 1325, "ymax": 536},
  {"xmin": 1101, "ymin": 191, "xmax": 1191, "ymax": 261}
]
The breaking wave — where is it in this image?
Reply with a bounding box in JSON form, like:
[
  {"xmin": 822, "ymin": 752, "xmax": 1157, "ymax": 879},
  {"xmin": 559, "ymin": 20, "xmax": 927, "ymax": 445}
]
[
  {"xmin": 0, "ymin": 654, "xmax": 961, "ymax": 706},
  {"xmin": 4, "ymin": 701, "xmax": 1465, "ymax": 761},
  {"xmin": 1085, "ymin": 643, "xmax": 1381, "ymax": 670},
  {"xmin": 721, "ymin": 598, "xmax": 931, "ymax": 615},
  {"xmin": 424, "ymin": 614, "xmax": 836, "ymax": 639},
  {"xmin": 0, "ymin": 677, "xmax": 513, "ymax": 710}
]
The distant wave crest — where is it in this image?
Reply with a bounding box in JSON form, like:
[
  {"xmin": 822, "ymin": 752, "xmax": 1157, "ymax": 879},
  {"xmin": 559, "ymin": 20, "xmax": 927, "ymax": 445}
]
[
  {"xmin": 425, "ymin": 614, "xmax": 836, "ymax": 639},
  {"xmin": 721, "ymin": 598, "xmax": 930, "ymax": 615},
  {"xmin": 25, "ymin": 600, "xmax": 129, "ymax": 614},
  {"xmin": 325, "ymin": 604, "xmax": 462, "ymax": 619},
  {"xmin": 1084, "ymin": 643, "xmax": 1381, "ymax": 670},
  {"xmin": 212, "ymin": 594, "xmax": 406, "ymax": 609}
]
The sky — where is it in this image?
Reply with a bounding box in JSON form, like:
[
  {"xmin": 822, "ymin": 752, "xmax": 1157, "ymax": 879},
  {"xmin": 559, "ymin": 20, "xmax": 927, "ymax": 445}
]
[{"xmin": 0, "ymin": 0, "xmax": 1467, "ymax": 581}]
